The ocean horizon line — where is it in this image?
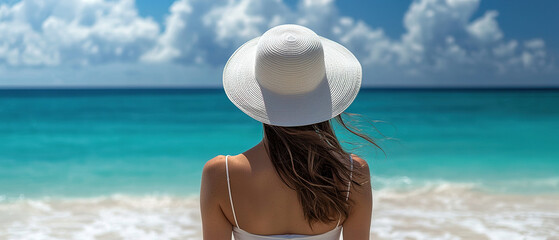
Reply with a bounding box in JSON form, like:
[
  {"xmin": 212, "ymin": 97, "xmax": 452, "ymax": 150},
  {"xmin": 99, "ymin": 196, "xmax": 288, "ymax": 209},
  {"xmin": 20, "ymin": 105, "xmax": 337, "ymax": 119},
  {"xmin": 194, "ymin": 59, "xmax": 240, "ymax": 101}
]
[{"xmin": 1, "ymin": 86, "xmax": 558, "ymax": 92}]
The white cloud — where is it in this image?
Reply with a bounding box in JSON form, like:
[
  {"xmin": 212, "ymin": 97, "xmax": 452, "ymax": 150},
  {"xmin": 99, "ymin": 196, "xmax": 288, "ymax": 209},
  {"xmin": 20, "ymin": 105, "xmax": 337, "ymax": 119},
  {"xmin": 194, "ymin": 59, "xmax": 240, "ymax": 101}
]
[
  {"xmin": 521, "ymin": 39, "xmax": 547, "ymax": 70},
  {"xmin": 524, "ymin": 39, "xmax": 545, "ymax": 49},
  {"xmin": 140, "ymin": 0, "xmax": 195, "ymax": 63},
  {"xmin": 0, "ymin": 0, "xmax": 159, "ymax": 66},
  {"xmin": 142, "ymin": 0, "xmax": 315, "ymax": 65},
  {"xmin": 380, "ymin": 0, "xmax": 548, "ymax": 77},
  {"xmin": 0, "ymin": 0, "xmax": 555, "ymax": 86},
  {"xmin": 403, "ymin": 0, "xmax": 479, "ymax": 46},
  {"xmin": 467, "ymin": 10, "xmax": 503, "ymax": 43},
  {"xmin": 143, "ymin": 0, "xmax": 552, "ymax": 78},
  {"xmin": 493, "ymin": 40, "xmax": 517, "ymax": 58}
]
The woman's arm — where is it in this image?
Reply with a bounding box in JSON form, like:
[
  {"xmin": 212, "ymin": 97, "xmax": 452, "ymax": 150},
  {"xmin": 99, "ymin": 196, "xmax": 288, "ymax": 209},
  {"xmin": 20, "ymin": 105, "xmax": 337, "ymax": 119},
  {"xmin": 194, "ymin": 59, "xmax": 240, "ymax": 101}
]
[
  {"xmin": 200, "ymin": 155, "xmax": 233, "ymax": 240},
  {"xmin": 342, "ymin": 155, "xmax": 372, "ymax": 240}
]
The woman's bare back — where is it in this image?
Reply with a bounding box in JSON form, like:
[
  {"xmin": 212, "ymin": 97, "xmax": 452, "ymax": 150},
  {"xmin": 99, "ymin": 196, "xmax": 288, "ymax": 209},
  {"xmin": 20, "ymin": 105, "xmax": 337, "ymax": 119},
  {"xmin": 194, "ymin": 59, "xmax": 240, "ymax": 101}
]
[
  {"xmin": 222, "ymin": 142, "xmax": 340, "ymax": 235},
  {"xmin": 200, "ymin": 140, "xmax": 371, "ymax": 238}
]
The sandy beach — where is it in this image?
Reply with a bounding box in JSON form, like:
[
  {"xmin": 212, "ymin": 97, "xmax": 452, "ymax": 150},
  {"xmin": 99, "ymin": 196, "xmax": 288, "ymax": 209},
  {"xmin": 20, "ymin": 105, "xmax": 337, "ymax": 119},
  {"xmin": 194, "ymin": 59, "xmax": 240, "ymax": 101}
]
[{"xmin": 2, "ymin": 184, "xmax": 558, "ymax": 240}]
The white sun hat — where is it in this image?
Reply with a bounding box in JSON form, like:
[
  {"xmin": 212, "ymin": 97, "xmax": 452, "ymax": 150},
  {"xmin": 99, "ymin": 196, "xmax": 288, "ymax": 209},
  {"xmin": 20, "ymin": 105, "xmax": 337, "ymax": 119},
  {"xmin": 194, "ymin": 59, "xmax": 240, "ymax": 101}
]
[{"xmin": 223, "ymin": 24, "xmax": 362, "ymax": 127}]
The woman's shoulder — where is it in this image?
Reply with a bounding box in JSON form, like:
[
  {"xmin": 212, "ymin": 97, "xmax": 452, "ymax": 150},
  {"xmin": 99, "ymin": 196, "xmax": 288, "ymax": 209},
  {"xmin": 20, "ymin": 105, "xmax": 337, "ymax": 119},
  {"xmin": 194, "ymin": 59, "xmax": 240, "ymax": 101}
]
[
  {"xmin": 350, "ymin": 154, "xmax": 369, "ymax": 169},
  {"xmin": 349, "ymin": 154, "xmax": 370, "ymax": 183},
  {"xmin": 202, "ymin": 154, "xmax": 246, "ymax": 178},
  {"xmin": 203, "ymin": 155, "xmax": 226, "ymax": 174},
  {"xmin": 201, "ymin": 155, "xmax": 227, "ymax": 191},
  {"xmin": 201, "ymin": 155, "xmax": 252, "ymax": 201}
]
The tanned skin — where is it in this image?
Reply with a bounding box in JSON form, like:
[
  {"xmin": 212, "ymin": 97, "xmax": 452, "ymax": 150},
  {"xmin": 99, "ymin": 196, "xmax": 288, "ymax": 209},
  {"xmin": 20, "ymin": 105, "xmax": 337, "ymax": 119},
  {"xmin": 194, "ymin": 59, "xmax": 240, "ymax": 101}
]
[{"xmin": 200, "ymin": 140, "xmax": 372, "ymax": 240}]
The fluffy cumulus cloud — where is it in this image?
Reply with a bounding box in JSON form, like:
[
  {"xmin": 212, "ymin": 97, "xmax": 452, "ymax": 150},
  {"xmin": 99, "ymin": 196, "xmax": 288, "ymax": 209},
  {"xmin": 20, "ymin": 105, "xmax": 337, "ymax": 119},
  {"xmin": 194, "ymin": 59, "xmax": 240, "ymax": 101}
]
[
  {"xmin": 0, "ymin": 0, "xmax": 159, "ymax": 66},
  {"xmin": 395, "ymin": 0, "xmax": 550, "ymax": 77},
  {"xmin": 0, "ymin": 0, "xmax": 555, "ymax": 86},
  {"xmin": 142, "ymin": 0, "xmax": 553, "ymax": 84},
  {"xmin": 142, "ymin": 0, "xmax": 382, "ymax": 65},
  {"xmin": 141, "ymin": 0, "xmax": 293, "ymax": 65}
]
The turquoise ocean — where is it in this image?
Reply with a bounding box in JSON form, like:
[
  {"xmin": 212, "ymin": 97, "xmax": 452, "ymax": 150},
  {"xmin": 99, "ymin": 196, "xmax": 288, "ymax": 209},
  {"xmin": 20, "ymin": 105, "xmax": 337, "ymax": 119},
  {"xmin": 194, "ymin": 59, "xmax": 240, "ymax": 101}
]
[{"xmin": 1, "ymin": 89, "xmax": 558, "ymax": 239}]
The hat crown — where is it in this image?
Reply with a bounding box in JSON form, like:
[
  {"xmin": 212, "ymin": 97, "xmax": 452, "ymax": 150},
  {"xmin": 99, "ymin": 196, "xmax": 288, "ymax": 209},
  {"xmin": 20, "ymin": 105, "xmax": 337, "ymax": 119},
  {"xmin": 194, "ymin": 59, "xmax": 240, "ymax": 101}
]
[{"xmin": 255, "ymin": 25, "xmax": 325, "ymax": 95}]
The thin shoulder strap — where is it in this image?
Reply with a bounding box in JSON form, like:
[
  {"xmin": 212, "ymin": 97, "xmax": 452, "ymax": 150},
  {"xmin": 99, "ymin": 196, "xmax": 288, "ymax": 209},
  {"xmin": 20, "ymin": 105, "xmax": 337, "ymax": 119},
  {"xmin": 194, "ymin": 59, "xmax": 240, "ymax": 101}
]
[
  {"xmin": 346, "ymin": 154, "xmax": 354, "ymax": 201},
  {"xmin": 336, "ymin": 154, "xmax": 354, "ymax": 228},
  {"xmin": 225, "ymin": 155, "xmax": 240, "ymax": 229}
]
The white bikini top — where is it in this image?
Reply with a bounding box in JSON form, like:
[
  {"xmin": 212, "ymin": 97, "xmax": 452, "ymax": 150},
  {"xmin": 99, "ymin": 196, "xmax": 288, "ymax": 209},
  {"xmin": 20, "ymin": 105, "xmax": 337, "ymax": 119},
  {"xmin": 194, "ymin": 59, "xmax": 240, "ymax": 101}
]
[{"xmin": 225, "ymin": 154, "xmax": 354, "ymax": 240}]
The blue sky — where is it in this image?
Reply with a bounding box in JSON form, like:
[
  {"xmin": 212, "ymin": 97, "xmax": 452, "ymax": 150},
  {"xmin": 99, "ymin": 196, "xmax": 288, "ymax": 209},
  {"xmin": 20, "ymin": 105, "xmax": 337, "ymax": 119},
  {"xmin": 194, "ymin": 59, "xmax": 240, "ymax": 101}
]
[{"xmin": 0, "ymin": 0, "xmax": 557, "ymax": 87}]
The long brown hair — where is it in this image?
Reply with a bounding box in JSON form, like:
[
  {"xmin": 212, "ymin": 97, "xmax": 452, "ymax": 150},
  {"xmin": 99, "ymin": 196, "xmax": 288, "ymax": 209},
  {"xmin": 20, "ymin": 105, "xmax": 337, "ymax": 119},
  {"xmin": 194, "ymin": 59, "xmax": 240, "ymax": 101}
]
[{"xmin": 263, "ymin": 113, "xmax": 380, "ymax": 226}]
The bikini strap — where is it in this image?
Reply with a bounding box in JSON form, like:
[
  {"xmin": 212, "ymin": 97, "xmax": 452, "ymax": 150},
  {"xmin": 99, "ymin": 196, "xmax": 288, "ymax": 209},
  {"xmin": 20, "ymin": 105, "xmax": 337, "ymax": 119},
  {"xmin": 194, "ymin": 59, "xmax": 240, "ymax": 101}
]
[
  {"xmin": 346, "ymin": 154, "xmax": 354, "ymax": 201},
  {"xmin": 336, "ymin": 154, "xmax": 354, "ymax": 228},
  {"xmin": 225, "ymin": 155, "xmax": 240, "ymax": 229}
]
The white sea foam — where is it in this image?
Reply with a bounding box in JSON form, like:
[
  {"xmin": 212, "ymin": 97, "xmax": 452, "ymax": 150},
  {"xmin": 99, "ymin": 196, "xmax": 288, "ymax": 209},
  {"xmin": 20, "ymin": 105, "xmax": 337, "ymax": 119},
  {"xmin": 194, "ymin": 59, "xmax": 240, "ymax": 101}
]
[
  {"xmin": 1, "ymin": 185, "xmax": 558, "ymax": 240},
  {"xmin": 371, "ymin": 183, "xmax": 559, "ymax": 240},
  {"xmin": 372, "ymin": 175, "xmax": 559, "ymax": 193},
  {"xmin": 0, "ymin": 194, "xmax": 202, "ymax": 240}
]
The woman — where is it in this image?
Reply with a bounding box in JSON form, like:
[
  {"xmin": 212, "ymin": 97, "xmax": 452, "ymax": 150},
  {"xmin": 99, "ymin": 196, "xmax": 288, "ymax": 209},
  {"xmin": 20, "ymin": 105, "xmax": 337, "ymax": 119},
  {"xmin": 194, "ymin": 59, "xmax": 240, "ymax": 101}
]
[{"xmin": 201, "ymin": 24, "xmax": 374, "ymax": 239}]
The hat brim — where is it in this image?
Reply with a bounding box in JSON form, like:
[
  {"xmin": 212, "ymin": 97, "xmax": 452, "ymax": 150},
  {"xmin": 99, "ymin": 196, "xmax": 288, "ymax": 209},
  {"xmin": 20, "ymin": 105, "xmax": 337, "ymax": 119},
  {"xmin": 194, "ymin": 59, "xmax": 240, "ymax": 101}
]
[{"xmin": 223, "ymin": 36, "xmax": 362, "ymax": 127}]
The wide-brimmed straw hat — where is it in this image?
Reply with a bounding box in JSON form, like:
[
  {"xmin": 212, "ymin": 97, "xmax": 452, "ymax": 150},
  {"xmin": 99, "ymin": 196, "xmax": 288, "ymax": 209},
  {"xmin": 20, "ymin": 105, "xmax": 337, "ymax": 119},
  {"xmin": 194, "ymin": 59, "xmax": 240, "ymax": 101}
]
[{"xmin": 223, "ymin": 24, "xmax": 362, "ymax": 127}]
